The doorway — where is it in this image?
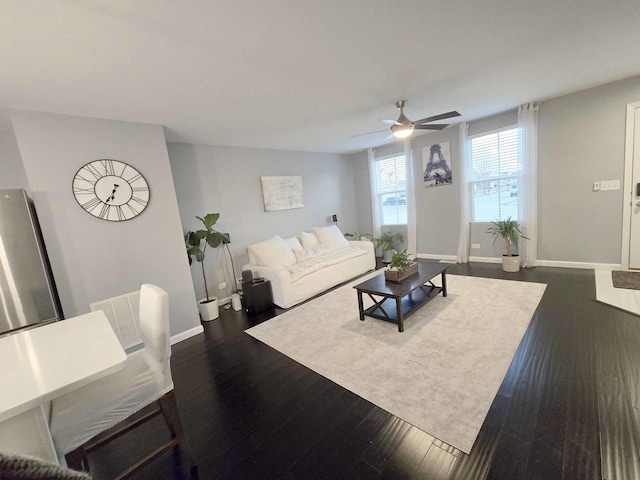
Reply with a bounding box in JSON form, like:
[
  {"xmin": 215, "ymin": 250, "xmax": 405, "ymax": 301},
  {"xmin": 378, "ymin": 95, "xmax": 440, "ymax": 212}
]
[{"xmin": 623, "ymin": 101, "xmax": 640, "ymax": 269}]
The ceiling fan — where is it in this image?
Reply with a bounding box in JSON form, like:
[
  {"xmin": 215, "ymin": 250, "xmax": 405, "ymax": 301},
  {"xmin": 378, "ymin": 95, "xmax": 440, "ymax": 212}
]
[{"xmin": 353, "ymin": 100, "xmax": 461, "ymax": 140}]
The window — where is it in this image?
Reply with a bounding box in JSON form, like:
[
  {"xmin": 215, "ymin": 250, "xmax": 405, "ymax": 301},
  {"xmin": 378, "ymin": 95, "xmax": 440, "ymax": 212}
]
[
  {"xmin": 470, "ymin": 127, "xmax": 521, "ymax": 222},
  {"xmin": 374, "ymin": 154, "xmax": 407, "ymax": 225}
]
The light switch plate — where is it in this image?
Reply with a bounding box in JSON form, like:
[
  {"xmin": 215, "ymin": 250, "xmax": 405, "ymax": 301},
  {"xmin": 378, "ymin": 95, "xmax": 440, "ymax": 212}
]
[{"xmin": 600, "ymin": 179, "xmax": 620, "ymax": 191}]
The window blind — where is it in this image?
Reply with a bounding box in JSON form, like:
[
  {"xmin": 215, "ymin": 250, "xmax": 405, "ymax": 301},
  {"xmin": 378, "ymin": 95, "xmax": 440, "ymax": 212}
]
[
  {"xmin": 375, "ymin": 154, "xmax": 407, "ymax": 225},
  {"xmin": 470, "ymin": 127, "xmax": 521, "ymax": 221}
]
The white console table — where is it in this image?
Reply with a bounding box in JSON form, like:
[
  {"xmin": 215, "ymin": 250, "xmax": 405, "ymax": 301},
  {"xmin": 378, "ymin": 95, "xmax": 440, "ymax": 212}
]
[{"xmin": 0, "ymin": 311, "xmax": 126, "ymax": 463}]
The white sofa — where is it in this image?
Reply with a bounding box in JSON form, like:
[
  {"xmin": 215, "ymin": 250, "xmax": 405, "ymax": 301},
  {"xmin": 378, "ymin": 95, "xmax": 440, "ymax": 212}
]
[{"xmin": 243, "ymin": 225, "xmax": 376, "ymax": 308}]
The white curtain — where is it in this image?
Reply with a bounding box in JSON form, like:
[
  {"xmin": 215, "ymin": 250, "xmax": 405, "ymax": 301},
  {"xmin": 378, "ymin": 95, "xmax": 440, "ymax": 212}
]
[
  {"xmin": 517, "ymin": 103, "xmax": 539, "ymax": 267},
  {"xmin": 367, "ymin": 148, "xmax": 382, "ymax": 240},
  {"xmin": 456, "ymin": 122, "xmax": 470, "ymax": 263},
  {"xmin": 404, "ymin": 139, "xmax": 417, "ymax": 259}
]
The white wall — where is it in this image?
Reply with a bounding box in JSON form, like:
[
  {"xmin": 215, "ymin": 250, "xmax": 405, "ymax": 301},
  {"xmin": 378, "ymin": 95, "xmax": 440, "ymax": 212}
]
[
  {"xmin": 167, "ymin": 143, "xmax": 359, "ymax": 301},
  {"xmin": 0, "ymin": 130, "xmax": 29, "ymax": 190},
  {"xmin": 10, "ymin": 111, "xmax": 200, "ymax": 337}
]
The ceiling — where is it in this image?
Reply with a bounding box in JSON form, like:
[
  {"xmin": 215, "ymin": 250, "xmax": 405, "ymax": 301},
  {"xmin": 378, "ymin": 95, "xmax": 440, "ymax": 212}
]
[{"xmin": 1, "ymin": 1, "xmax": 640, "ymax": 154}]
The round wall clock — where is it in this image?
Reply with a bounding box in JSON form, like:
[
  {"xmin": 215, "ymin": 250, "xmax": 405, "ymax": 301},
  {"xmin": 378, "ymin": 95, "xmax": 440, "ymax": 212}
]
[{"xmin": 72, "ymin": 159, "xmax": 150, "ymax": 221}]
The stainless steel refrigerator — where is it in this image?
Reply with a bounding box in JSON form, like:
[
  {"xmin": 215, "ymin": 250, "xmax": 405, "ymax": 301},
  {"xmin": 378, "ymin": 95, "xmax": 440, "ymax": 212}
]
[{"xmin": 0, "ymin": 189, "xmax": 63, "ymax": 335}]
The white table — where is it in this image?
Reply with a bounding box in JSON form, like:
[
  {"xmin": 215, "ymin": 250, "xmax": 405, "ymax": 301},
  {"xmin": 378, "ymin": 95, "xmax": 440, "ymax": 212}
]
[{"xmin": 0, "ymin": 311, "xmax": 126, "ymax": 463}]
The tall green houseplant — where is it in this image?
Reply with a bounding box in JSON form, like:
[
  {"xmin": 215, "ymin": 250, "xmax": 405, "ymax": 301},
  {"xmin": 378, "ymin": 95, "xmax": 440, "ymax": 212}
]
[
  {"xmin": 486, "ymin": 217, "xmax": 529, "ymax": 272},
  {"xmin": 485, "ymin": 217, "xmax": 528, "ymax": 256},
  {"xmin": 185, "ymin": 213, "xmax": 230, "ymax": 302}
]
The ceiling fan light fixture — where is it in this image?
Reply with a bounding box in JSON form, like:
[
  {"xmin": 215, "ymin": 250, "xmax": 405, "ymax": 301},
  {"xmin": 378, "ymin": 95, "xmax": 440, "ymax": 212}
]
[{"xmin": 392, "ymin": 124, "xmax": 414, "ymax": 138}]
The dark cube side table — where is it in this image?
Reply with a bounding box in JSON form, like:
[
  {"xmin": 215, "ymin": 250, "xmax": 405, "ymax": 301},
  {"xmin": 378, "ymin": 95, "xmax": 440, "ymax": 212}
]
[{"xmin": 243, "ymin": 280, "xmax": 274, "ymax": 314}]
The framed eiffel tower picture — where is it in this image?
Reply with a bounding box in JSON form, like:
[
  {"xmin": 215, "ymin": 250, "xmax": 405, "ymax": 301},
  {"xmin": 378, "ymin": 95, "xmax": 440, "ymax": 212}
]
[{"xmin": 423, "ymin": 142, "xmax": 452, "ymax": 187}]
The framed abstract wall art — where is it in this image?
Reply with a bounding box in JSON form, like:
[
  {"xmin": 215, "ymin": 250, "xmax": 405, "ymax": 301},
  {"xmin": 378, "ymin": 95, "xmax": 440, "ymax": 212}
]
[{"xmin": 260, "ymin": 176, "xmax": 305, "ymax": 212}]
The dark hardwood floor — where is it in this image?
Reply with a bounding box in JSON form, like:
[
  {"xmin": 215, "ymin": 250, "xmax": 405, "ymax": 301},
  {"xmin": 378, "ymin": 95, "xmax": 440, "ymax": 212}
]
[{"xmin": 86, "ymin": 262, "xmax": 640, "ymax": 479}]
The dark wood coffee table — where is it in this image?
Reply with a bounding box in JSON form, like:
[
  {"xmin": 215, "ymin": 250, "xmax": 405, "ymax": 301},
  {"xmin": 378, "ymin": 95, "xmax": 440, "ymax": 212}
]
[{"xmin": 353, "ymin": 262, "xmax": 450, "ymax": 332}]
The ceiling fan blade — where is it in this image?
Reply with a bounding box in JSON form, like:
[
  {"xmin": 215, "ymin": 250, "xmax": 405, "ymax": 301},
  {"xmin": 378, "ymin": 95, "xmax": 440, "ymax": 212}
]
[
  {"xmin": 413, "ymin": 123, "xmax": 449, "ymax": 131},
  {"xmin": 413, "ymin": 110, "xmax": 461, "ymax": 125},
  {"xmin": 349, "ymin": 128, "xmax": 390, "ymax": 138},
  {"xmin": 380, "ymin": 119, "xmax": 400, "ymax": 125}
]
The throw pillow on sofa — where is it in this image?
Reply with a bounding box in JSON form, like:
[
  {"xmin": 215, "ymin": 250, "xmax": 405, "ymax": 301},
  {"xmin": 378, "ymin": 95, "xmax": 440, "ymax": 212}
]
[
  {"xmin": 300, "ymin": 231, "xmax": 320, "ymax": 249},
  {"xmin": 313, "ymin": 225, "xmax": 349, "ymax": 250},
  {"xmin": 248, "ymin": 235, "xmax": 296, "ymax": 267},
  {"xmin": 283, "ymin": 236, "xmax": 303, "ymax": 250}
]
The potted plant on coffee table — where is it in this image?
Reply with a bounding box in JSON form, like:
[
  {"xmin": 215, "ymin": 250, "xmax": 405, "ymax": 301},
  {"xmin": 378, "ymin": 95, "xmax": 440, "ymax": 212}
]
[
  {"xmin": 376, "ymin": 230, "xmax": 404, "ymax": 263},
  {"xmin": 486, "ymin": 217, "xmax": 529, "ymax": 272},
  {"xmin": 185, "ymin": 213, "xmax": 230, "ymax": 321},
  {"xmin": 384, "ymin": 249, "xmax": 418, "ymax": 282}
]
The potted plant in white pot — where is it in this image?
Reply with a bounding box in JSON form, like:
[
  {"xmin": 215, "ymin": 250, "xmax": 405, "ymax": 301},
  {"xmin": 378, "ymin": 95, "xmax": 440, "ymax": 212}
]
[
  {"xmin": 185, "ymin": 213, "xmax": 230, "ymax": 321},
  {"xmin": 486, "ymin": 217, "xmax": 529, "ymax": 272},
  {"xmin": 376, "ymin": 231, "xmax": 404, "ymax": 263}
]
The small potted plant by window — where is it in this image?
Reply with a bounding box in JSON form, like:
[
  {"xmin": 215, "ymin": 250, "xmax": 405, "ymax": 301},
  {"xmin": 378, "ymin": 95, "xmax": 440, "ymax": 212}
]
[
  {"xmin": 384, "ymin": 249, "xmax": 418, "ymax": 282},
  {"xmin": 344, "ymin": 230, "xmax": 372, "ymax": 241},
  {"xmin": 185, "ymin": 213, "xmax": 230, "ymax": 321},
  {"xmin": 486, "ymin": 217, "xmax": 529, "ymax": 272},
  {"xmin": 376, "ymin": 230, "xmax": 404, "ymax": 263}
]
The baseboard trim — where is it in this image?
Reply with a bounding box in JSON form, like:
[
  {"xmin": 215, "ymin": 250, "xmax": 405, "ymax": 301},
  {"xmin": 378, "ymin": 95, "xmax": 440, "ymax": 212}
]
[
  {"xmin": 417, "ymin": 253, "xmax": 622, "ymax": 270},
  {"xmin": 535, "ymin": 259, "xmax": 622, "ymax": 270},
  {"xmin": 170, "ymin": 325, "xmax": 204, "ymax": 345},
  {"xmin": 417, "ymin": 253, "xmax": 458, "ymax": 261},
  {"xmin": 468, "ymin": 256, "xmax": 501, "ymax": 264}
]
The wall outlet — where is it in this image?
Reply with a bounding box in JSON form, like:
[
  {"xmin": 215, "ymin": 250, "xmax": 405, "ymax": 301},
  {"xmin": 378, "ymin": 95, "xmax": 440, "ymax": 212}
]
[
  {"xmin": 471, "ymin": 243, "xmax": 481, "ymax": 249},
  {"xmin": 236, "ymin": 278, "xmax": 243, "ymax": 290},
  {"xmin": 218, "ymin": 282, "xmax": 227, "ymax": 290}
]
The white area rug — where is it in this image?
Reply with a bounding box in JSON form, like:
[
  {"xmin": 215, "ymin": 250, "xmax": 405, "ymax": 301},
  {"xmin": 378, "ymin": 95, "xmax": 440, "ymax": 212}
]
[{"xmin": 245, "ymin": 272, "xmax": 546, "ymax": 453}]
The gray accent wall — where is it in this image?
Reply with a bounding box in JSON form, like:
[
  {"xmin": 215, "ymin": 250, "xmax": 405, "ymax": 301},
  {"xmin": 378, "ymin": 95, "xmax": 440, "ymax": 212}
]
[
  {"xmin": 538, "ymin": 75, "xmax": 640, "ymax": 264},
  {"xmin": 9, "ymin": 111, "xmax": 200, "ymax": 337},
  {"xmin": 167, "ymin": 143, "xmax": 359, "ymax": 301},
  {"xmin": 351, "ymin": 74, "xmax": 640, "ymax": 265},
  {"xmin": 411, "ymin": 127, "xmax": 463, "ymax": 256}
]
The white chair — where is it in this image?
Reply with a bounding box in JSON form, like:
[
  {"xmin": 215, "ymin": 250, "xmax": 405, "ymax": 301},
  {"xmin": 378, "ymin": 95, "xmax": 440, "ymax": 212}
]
[{"xmin": 49, "ymin": 284, "xmax": 196, "ymax": 479}]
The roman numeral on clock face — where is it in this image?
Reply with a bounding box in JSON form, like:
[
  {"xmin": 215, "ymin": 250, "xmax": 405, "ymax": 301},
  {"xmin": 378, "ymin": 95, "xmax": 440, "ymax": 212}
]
[
  {"xmin": 81, "ymin": 197, "xmax": 101, "ymax": 211},
  {"xmin": 74, "ymin": 160, "xmax": 149, "ymax": 221},
  {"xmin": 98, "ymin": 203, "xmax": 110, "ymax": 219},
  {"xmin": 101, "ymin": 159, "xmax": 116, "ymax": 176}
]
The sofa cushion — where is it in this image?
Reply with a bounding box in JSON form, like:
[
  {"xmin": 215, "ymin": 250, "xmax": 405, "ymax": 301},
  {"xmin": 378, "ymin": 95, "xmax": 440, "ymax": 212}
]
[
  {"xmin": 313, "ymin": 225, "xmax": 349, "ymax": 250},
  {"xmin": 283, "ymin": 236, "xmax": 303, "ymax": 250},
  {"xmin": 248, "ymin": 235, "xmax": 296, "ymax": 267},
  {"xmin": 292, "ymin": 243, "xmax": 331, "ymax": 262},
  {"xmin": 286, "ymin": 246, "xmax": 368, "ymax": 282},
  {"xmin": 300, "ymin": 231, "xmax": 320, "ymax": 249}
]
